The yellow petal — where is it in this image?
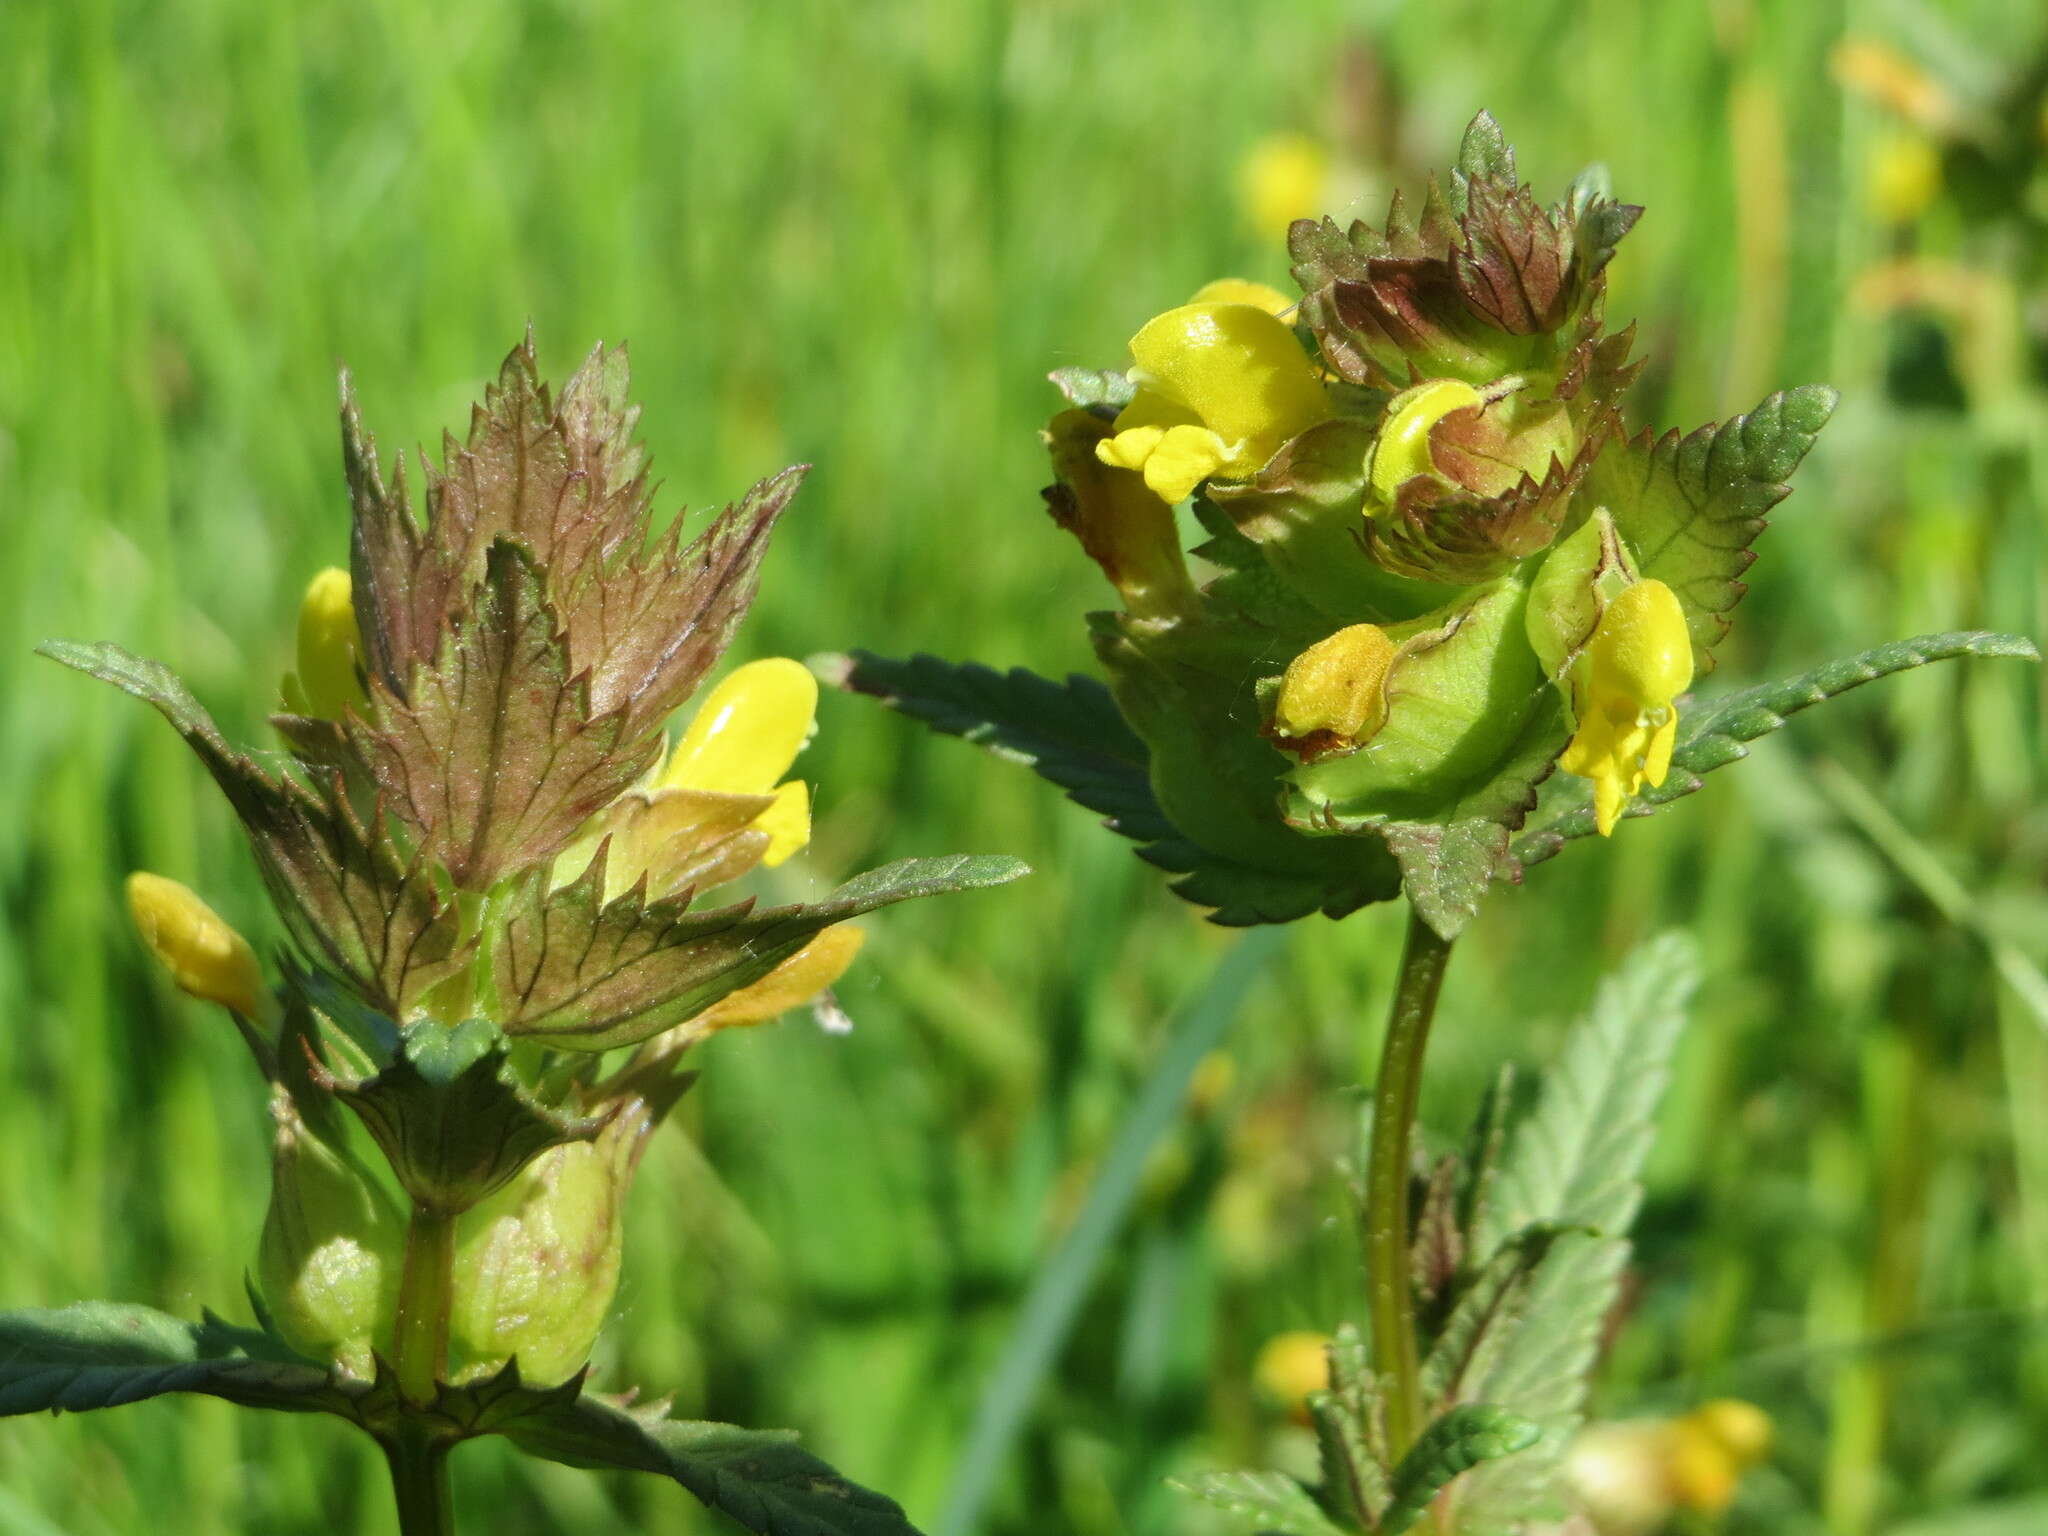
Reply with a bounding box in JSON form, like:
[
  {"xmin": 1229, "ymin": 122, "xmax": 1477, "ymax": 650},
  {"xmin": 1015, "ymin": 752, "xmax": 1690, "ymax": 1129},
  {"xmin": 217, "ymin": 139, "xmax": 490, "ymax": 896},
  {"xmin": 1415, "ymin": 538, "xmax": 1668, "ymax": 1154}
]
[
  {"xmin": 755, "ymin": 779, "xmax": 812, "ymax": 868},
  {"xmin": 1366, "ymin": 379, "xmax": 1485, "ymax": 505},
  {"xmin": 1097, "ymin": 422, "xmax": 1168, "ymax": 474},
  {"xmin": 1593, "ymin": 580, "xmax": 1694, "ymax": 708},
  {"xmin": 665, "ymin": 658, "xmax": 818, "ymax": 797},
  {"xmin": 1126, "ymin": 302, "xmax": 1330, "ymax": 470},
  {"xmin": 126, "ymin": 872, "xmax": 268, "ymax": 1018},
  {"xmin": 1140, "ymin": 424, "xmax": 1231, "ymax": 504},
  {"xmin": 1188, "ymin": 278, "xmax": 1296, "ymax": 317},
  {"xmin": 1252, "ymin": 1330, "xmax": 1330, "ymax": 1416},
  {"xmin": 291, "ymin": 567, "xmax": 366, "ymax": 720},
  {"xmin": 696, "ymin": 926, "xmax": 866, "ymax": 1030}
]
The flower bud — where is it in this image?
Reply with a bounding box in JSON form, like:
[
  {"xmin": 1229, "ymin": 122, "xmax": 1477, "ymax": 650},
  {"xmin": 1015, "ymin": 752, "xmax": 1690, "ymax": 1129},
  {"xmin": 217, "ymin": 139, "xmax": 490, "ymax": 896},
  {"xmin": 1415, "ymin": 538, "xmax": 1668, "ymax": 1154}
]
[
  {"xmin": 1366, "ymin": 379, "xmax": 1486, "ymax": 506},
  {"xmin": 1098, "ymin": 302, "xmax": 1331, "ymax": 503},
  {"xmin": 444, "ymin": 1107, "xmax": 647, "ymax": 1387},
  {"xmin": 125, "ymin": 872, "xmax": 268, "ymax": 1020},
  {"xmin": 1267, "ymin": 623, "xmax": 1398, "ymax": 760},
  {"xmin": 283, "ymin": 567, "xmax": 366, "ymax": 720},
  {"xmin": 1043, "ymin": 409, "xmax": 1196, "ymax": 621},
  {"xmin": 257, "ymin": 1092, "xmax": 404, "ymax": 1381},
  {"xmin": 1556, "ymin": 577, "xmax": 1694, "ymax": 836},
  {"xmin": 1253, "ymin": 1330, "xmax": 1331, "ymax": 1419}
]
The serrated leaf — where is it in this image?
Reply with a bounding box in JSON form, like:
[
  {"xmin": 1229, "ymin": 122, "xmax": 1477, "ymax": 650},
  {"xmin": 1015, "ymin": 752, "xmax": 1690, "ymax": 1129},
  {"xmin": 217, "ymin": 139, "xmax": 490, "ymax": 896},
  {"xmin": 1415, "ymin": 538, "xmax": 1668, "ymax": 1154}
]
[
  {"xmin": 1418, "ymin": 1228, "xmax": 1556, "ymax": 1408},
  {"xmin": 1583, "ymin": 384, "xmax": 1836, "ymax": 667},
  {"xmin": 827, "ymin": 651, "xmax": 1166, "ymax": 841},
  {"xmin": 352, "ymin": 539, "xmax": 657, "ymax": 889},
  {"xmin": 326, "ymin": 1014, "xmax": 603, "ymax": 1211},
  {"xmin": 1511, "ymin": 631, "xmax": 2040, "ymax": 868},
  {"xmin": 0, "ymin": 1303, "xmax": 336, "ymax": 1418},
  {"xmin": 1379, "ymin": 1404, "xmax": 1541, "ymax": 1535},
  {"xmin": 831, "ymin": 650, "xmax": 1396, "ymax": 927},
  {"xmin": 37, "ymin": 640, "xmax": 468, "ymax": 1015},
  {"xmin": 348, "ymin": 337, "xmax": 799, "ymax": 737},
  {"xmin": 1449, "ymin": 937, "xmax": 1700, "ymax": 1530},
  {"xmin": 503, "ymin": 1394, "xmax": 923, "ymax": 1536},
  {"xmin": 492, "ymin": 852, "xmax": 1029, "ymax": 1050},
  {"xmin": 1169, "ymin": 1470, "xmax": 1349, "ymax": 1536}
]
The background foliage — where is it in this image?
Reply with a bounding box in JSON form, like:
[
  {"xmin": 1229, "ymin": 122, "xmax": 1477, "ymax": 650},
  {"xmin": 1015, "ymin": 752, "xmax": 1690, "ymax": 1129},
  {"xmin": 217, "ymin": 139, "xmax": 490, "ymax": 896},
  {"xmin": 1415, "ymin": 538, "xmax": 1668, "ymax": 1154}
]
[{"xmin": 2, "ymin": 0, "xmax": 2044, "ymax": 1530}]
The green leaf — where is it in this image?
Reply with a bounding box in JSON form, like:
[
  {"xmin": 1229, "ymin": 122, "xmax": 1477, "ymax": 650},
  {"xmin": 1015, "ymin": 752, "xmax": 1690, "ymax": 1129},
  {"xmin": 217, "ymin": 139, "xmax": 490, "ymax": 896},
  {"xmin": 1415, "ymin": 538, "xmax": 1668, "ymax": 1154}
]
[
  {"xmin": 1451, "ymin": 936, "xmax": 1700, "ymax": 1530},
  {"xmin": 831, "ymin": 651, "xmax": 1394, "ymax": 927},
  {"xmin": 1046, "ymin": 366, "xmax": 1134, "ymax": 414},
  {"xmin": 1378, "ymin": 1404, "xmax": 1541, "ymax": 1535},
  {"xmin": 1511, "ymin": 630, "xmax": 2040, "ymax": 868},
  {"xmin": 1168, "ymin": 1470, "xmax": 1349, "ymax": 1536},
  {"xmin": 1309, "ymin": 1323, "xmax": 1394, "ymax": 1527},
  {"xmin": 0, "ymin": 1303, "xmax": 336, "ymax": 1418},
  {"xmin": 503, "ymin": 1392, "xmax": 923, "ymax": 1536},
  {"xmin": 492, "ymin": 852, "xmax": 1028, "ymax": 1050},
  {"xmin": 1583, "ymin": 383, "xmax": 1836, "ymax": 667},
  {"xmin": 1418, "ymin": 1228, "xmax": 1556, "ymax": 1408}
]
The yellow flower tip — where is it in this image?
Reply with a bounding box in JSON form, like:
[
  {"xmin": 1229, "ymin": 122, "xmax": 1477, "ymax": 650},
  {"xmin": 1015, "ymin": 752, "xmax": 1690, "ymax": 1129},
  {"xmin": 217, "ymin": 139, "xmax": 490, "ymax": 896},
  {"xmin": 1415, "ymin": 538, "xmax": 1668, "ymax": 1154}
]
[
  {"xmin": 1272, "ymin": 623, "xmax": 1398, "ymax": 748},
  {"xmin": 665, "ymin": 658, "xmax": 819, "ymax": 798},
  {"xmin": 1867, "ymin": 132, "xmax": 1941, "ymax": 224},
  {"xmin": 1558, "ymin": 579, "xmax": 1694, "ymax": 836},
  {"xmin": 1252, "ymin": 1330, "xmax": 1331, "ymax": 1416},
  {"xmin": 1366, "ymin": 378, "xmax": 1486, "ymax": 506},
  {"xmin": 1235, "ymin": 132, "xmax": 1330, "ymax": 241},
  {"xmin": 754, "ymin": 778, "xmax": 812, "ymax": 868},
  {"xmin": 1112, "ymin": 301, "xmax": 1331, "ymax": 500},
  {"xmin": 696, "ymin": 925, "xmax": 866, "ymax": 1032},
  {"xmin": 1188, "ymin": 278, "xmax": 1297, "ymax": 318},
  {"xmin": 125, "ymin": 872, "xmax": 267, "ymax": 1018},
  {"xmin": 1682, "ymin": 1399, "xmax": 1773, "ymax": 1468},
  {"xmin": 290, "ymin": 566, "xmax": 366, "ymax": 720}
]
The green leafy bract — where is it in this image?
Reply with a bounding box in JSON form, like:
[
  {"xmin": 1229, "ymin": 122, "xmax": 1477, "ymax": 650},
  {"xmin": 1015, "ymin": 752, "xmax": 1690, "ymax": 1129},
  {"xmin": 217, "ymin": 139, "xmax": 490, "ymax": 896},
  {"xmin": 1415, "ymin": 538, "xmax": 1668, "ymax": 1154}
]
[{"xmin": 1167, "ymin": 1470, "xmax": 1349, "ymax": 1536}]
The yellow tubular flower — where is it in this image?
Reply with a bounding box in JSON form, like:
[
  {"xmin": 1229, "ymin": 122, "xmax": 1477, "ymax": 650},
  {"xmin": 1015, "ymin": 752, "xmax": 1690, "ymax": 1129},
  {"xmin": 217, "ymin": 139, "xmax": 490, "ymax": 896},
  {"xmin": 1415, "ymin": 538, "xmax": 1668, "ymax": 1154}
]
[
  {"xmin": 126, "ymin": 872, "xmax": 268, "ymax": 1019},
  {"xmin": 1273, "ymin": 623, "xmax": 1398, "ymax": 745},
  {"xmin": 664, "ymin": 657, "xmax": 818, "ymax": 863},
  {"xmin": 1253, "ymin": 1330, "xmax": 1331, "ymax": 1420},
  {"xmin": 1366, "ymin": 378, "xmax": 1486, "ymax": 506},
  {"xmin": 1097, "ymin": 301, "xmax": 1331, "ymax": 504},
  {"xmin": 287, "ymin": 567, "xmax": 366, "ymax": 720},
  {"xmin": 1557, "ymin": 579, "xmax": 1695, "ymax": 836},
  {"xmin": 693, "ymin": 925, "xmax": 865, "ymax": 1031}
]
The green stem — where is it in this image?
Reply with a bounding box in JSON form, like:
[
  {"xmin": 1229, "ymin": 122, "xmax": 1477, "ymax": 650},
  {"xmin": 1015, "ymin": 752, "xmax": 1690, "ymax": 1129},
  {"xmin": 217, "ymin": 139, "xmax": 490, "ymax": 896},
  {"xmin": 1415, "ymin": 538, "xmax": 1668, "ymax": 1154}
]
[
  {"xmin": 382, "ymin": 1427, "xmax": 455, "ymax": 1536},
  {"xmin": 1364, "ymin": 905, "xmax": 1455, "ymax": 1459},
  {"xmin": 393, "ymin": 1203, "xmax": 457, "ymax": 1406}
]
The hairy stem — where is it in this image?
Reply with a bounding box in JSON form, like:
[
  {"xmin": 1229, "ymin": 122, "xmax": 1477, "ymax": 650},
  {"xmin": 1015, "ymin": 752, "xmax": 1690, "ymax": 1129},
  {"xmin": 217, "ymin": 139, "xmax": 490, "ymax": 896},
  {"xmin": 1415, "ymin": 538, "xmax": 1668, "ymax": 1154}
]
[
  {"xmin": 393, "ymin": 1204, "xmax": 457, "ymax": 1406},
  {"xmin": 382, "ymin": 1426, "xmax": 456, "ymax": 1536},
  {"xmin": 1364, "ymin": 905, "xmax": 1454, "ymax": 1458}
]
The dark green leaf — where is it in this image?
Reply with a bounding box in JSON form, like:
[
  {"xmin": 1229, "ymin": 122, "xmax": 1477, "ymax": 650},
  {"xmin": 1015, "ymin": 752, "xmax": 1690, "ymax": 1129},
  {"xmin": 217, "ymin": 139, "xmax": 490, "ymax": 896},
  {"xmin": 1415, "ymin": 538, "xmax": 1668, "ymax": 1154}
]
[
  {"xmin": 492, "ymin": 852, "xmax": 1029, "ymax": 1050},
  {"xmin": 503, "ymin": 1393, "xmax": 923, "ymax": 1536},
  {"xmin": 1512, "ymin": 631, "xmax": 2040, "ymax": 868},
  {"xmin": 1168, "ymin": 1470, "xmax": 1349, "ymax": 1536},
  {"xmin": 0, "ymin": 1303, "xmax": 336, "ymax": 1418},
  {"xmin": 1379, "ymin": 1404, "xmax": 1540, "ymax": 1535}
]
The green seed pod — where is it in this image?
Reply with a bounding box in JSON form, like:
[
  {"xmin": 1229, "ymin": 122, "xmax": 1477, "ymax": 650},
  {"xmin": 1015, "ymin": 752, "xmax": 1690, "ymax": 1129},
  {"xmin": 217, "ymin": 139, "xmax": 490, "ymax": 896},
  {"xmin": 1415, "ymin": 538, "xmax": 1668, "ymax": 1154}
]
[
  {"xmin": 444, "ymin": 1104, "xmax": 652, "ymax": 1387},
  {"xmin": 257, "ymin": 1090, "xmax": 404, "ymax": 1380}
]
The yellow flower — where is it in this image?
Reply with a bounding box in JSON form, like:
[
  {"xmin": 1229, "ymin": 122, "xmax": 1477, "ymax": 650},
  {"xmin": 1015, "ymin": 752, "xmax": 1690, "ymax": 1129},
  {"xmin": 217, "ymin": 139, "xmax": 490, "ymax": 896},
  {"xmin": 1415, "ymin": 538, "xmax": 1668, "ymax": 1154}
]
[
  {"xmin": 125, "ymin": 872, "xmax": 269, "ymax": 1019},
  {"xmin": 691, "ymin": 924, "xmax": 866, "ymax": 1031},
  {"xmin": 1866, "ymin": 132, "xmax": 1941, "ymax": 224},
  {"xmin": 1097, "ymin": 300, "xmax": 1331, "ymax": 504},
  {"xmin": 1236, "ymin": 133, "xmax": 1331, "ymax": 242},
  {"xmin": 1187, "ymin": 278, "xmax": 1296, "ymax": 317},
  {"xmin": 1566, "ymin": 1399, "xmax": 1772, "ymax": 1536},
  {"xmin": 281, "ymin": 567, "xmax": 366, "ymax": 720},
  {"xmin": 1557, "ymin": 579, "xmax": 1694, "ymax": 836},
  {"xmin": 1252, "ymin": 1330, "xmax": 1331, "ymax": 1420},
  {"xmin": 1365, "ymin": 378, "xmax": 1486, "ymax": 507},
  {"xmin": 661, "ymin": 656, "xmax": 817, "ymax": 868},
  {"xmin": 1271, "ymin": 623, "xmax": 1398, "ymax": 746}
]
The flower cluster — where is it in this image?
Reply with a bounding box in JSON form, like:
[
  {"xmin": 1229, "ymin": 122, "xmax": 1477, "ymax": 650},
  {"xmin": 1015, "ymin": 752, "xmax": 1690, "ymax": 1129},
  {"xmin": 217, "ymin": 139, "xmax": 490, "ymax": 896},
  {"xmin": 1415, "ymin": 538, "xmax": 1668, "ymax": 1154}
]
[
  {"xmin": 64, "ymin": 337, "xmax": 1019, "ymax": 1391},
  {"xmin": 1042, "ymin": 114, "xmax": 1834, "ymax": 934}
]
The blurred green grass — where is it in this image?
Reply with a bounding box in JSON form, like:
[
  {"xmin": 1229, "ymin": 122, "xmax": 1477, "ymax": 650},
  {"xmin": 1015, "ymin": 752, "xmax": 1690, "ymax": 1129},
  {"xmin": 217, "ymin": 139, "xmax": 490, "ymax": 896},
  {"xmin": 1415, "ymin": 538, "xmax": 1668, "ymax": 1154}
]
[{"xmin": 2, "ymin": 0, "xmax": 2045, "ymax": 1530}]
